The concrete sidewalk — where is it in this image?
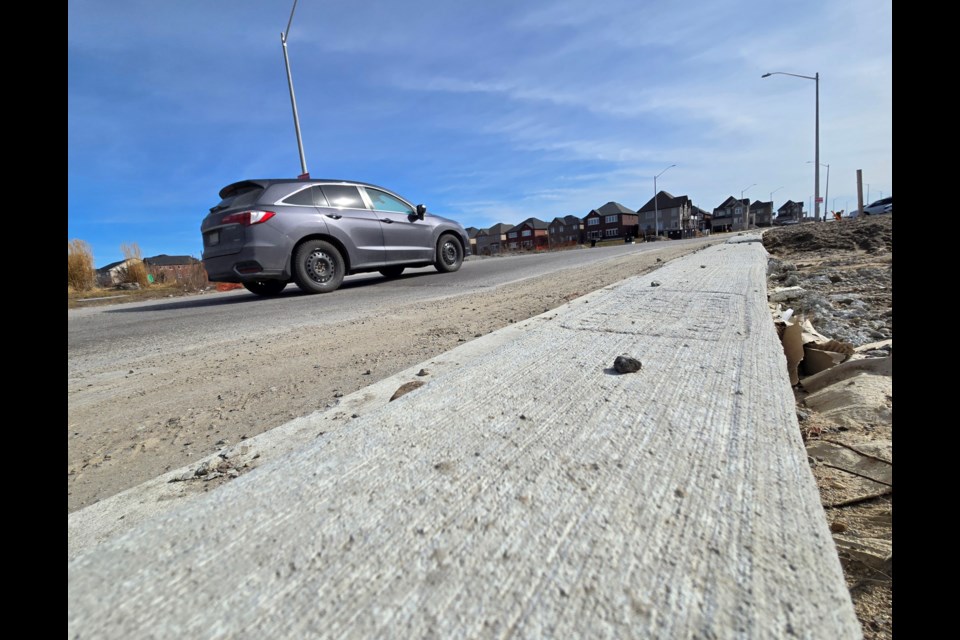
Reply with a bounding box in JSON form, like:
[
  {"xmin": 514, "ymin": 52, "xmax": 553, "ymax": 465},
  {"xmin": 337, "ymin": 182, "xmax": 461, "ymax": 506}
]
[{"xmin": 68, "ymin": 235, "xmax": 861, "ymax": 638}]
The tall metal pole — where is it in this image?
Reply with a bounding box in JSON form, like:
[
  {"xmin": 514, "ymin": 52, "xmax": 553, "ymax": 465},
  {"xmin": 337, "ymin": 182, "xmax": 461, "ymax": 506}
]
[
  {"xmin": 282, "ymin": 0, "xmax": 308, "ymax": 178},
  {"xmin": 808, "ymin": 161, "xmax": 828, "ymax": 218},
  {"xmin": 653, "ymin": 164, "xmax": 675, "ymax": 238},
  {"xmin": 814, "ymin": 73, "xmax": 819, "ymax": 221},
  {"xmin": 762, "ymin": 71, "xmax": 820, "ymax": 222}
]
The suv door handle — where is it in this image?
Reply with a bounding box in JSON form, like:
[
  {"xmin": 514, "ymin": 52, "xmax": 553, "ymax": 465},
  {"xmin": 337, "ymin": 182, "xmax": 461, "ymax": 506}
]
[
  {"xmin": 325, "ymin": 214, "xmax": 342, "ymax": 220},
  {"xmin": 380, "ymin": 218, "xmax": 394, "ymax": 223}
]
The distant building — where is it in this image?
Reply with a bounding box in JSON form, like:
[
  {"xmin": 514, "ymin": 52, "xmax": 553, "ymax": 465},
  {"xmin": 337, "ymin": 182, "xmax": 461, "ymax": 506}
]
[
  {"xmin": 547, "ymin": 215, "xmax": 583, "ymax": 247},
  {"xmin": 143, "ymin": 255, "xmax": 202, "ymax": 283},
  {"xmin": 583, "ymin": 202, "xmax": 638, "ymax": 241},
  {"xmin": 475, "ymin": 223, "xmax": 513, "ymax": 255},
  {"xmin": 505, "ymin": 218, "xmax": 549, "ymax": 250}
]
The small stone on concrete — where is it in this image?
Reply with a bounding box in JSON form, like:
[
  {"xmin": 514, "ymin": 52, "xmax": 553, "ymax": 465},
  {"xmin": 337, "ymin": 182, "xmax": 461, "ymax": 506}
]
[{"xmin": 613, "ymin": 355, "xmax": 642, "ymax": 374}]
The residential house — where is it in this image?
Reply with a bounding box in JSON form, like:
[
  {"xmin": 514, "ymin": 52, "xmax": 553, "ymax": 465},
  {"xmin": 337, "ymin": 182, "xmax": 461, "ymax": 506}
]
[
  {"xmin": 637, "ymin": 192, "xmax": 694, "ymax": 239},
  {"xmin": 505, "ymin": 218, "xmax": 549, "ymax": 250},
  {"xmin": 143, "ymin": 254, "xmax": 202, "ymax": 283},
  {"xmin": 692, "ymin": 205, "xmax": 712, "ymax": 233},
  {"xmin": 465, "ymin": 227, "xmax": 481, "ymax": 256},
  {"xmin": 582, "ymin": 202, "xmax": 638, "ymax": 241},
  {"xmin": 711, "ymin": 196, "xmax": 750, "ymax": 233},
  {"xmin": 96, "ymin": 258, "xmax": 143, "ymax": 287},
  {"xmin": 474, "ymin": 223, "xmax": 512, "ymax": 255},
  {"xmin": 774, "ymin": 200, "xmax": 805, "ymax": 225},
  {"xmin": 547, "ymin": 215, "xmax": 583, "ymax": 247},
  {"xmin": 750, "ymin": 200, "xmax": 776, "ymax": 228}
]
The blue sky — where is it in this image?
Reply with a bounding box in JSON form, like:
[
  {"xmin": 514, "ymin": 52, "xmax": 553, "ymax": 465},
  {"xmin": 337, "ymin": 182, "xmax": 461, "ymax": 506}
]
[{"xmin": 69, "ymin": 0, "xmax": 892, "ymax": 267}]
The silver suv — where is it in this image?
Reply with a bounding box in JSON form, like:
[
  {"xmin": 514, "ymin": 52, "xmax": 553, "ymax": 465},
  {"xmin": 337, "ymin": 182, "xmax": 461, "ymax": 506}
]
[{"xmin": 201, "ymin": 179, "xmax": 470, "ymax": 295}]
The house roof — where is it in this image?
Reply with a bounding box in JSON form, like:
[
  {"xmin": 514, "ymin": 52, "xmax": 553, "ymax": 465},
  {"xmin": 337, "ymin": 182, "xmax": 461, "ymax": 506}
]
[
  {"xmin": 714, "ymin": 196, "xmax": 749, "ymax": 211},
  {"xmin": 144, "ymin": 254, "xmax": 201, "ymax": 266},
  {"xmin": 478, "ymin": 223, "xmax": 513, "ymax": 237},
  {"xmin": 778, "ymin": 200, "xmax": 804, "ymax": 213},
  {"xmin": 96, "ymin": 258, "xmax": 140, "ymax": 273},
  {"xmin": 592, "ymin": 201, "xmax": 635, "ymax": 216},
  {"xmin": 636, "ymin": 191, "xmax": 690, "ymax": 213},
  {"xmin": 465, "ymin": 226, "xmax": 481, "ymax": 238},
  {"xmin": 549, "ymin": 215, "xmax": 582, "ymax": 227},
  {"xmin": 507, "ymin": 217, "xmax": 549, "ymax": 232}
]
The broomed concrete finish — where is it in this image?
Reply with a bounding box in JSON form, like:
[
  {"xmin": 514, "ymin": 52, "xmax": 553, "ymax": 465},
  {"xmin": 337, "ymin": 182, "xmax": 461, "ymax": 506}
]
[{"xmin": 68, "ymin": 237, "xmax": 862, "ymax": 638}]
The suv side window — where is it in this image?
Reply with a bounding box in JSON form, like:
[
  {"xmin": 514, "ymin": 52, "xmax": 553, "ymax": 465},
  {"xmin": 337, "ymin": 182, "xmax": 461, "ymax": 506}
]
[
  {"xmin": 282, "ymin": 186, "xmax": 328, "ymax": 206},
  {"xmin": 320, "ymin": 185, "xmax": 367, "ymax": 210},
  {"xmin": 365, "ymin": 188, "xmax": 414, "ymax": 215}
]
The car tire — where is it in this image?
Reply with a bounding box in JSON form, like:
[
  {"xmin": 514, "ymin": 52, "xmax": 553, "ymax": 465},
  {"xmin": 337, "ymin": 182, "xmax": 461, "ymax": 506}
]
[
  {"xmin": 379, "ymin": 266, "xmax": 405, "ymax": 278},
  {"xmin": 292, "ymin": 239, "xmax": 345, "ymax": 294},
  {"xmin": 434, "ymin": 233, "xmax": 463, "ymax": 273},
  {"xmin": 242, "ymin": 279, "xmax": 287, "ymax": 296}
]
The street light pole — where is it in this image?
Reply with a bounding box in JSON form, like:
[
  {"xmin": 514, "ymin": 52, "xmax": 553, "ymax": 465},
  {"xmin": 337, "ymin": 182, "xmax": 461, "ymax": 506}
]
[
  {"xmin": 762, "ymin": 71, "xmax": 820, "ymax": 221},
  {"xmin": 281, "ymin": 0, "xmax": 309, "ymax": 178},
  {"xmin": 808, "ymin": 161, "xmax": 829, "ymax": 219},
  {"xmin": 653, "ymin": 164, "xmax": 676, "ymax": 237},
  {"xmin": 741, "ymin": 183, "xmax": 756, "ymax": 229},
  {"xmin": 770, "ymin": 186, "xmax": 783, "ymax": 224}
]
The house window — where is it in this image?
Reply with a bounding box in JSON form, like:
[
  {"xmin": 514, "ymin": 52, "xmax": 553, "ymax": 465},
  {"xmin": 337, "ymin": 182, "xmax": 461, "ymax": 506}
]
[
  {"xmin": 605, "ymin": 215, "xmax": 618, "ymax": 224},
  {"xmin": 508, "ymin": 232, "xmax": 518, "ymax": 238},
  {"xmin": 735, "ymin": 207, "xmax": 742, "ymax": 215},
  {"xmin": 587, "ymin": 217, "xmax": 599, "ymax": 226},
  {"xmin": 605, "ymin": 228, "xmax": 617, "ymax": 237},
  {"xmin": 522, "ymin": 229, "xmax": 532, "ymax": 237}
]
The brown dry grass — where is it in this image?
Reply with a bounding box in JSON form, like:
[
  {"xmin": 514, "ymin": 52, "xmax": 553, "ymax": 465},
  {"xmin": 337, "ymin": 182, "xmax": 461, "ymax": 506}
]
[
  {"xmin": 119, "ymin": 243, "xmax": 150, "ymax": 287},
  {"xmin": 67, "ymin": 239, "xmax": 97, "ymax": 291}
]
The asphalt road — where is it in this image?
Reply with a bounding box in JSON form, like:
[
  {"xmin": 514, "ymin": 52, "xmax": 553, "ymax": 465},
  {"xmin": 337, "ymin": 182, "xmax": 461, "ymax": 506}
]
[{"xmin": 68, "ymin": 239, "xmax": 709, "ymax": 362}]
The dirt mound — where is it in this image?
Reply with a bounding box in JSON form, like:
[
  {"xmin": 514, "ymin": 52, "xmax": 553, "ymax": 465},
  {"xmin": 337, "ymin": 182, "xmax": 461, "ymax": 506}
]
[{"xmin": 762, "ymin": 217, "xmax": 892, "ymax": 256}]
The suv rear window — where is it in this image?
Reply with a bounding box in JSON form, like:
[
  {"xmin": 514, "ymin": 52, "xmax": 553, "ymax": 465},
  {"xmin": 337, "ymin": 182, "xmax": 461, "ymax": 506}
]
[
  {"xmin": 215, "ymin": 182, "xmax": 265, "ymax": 210},
  {"xmin": 282, "ymin": 186, "xmax": 329, "ymax": 207}
]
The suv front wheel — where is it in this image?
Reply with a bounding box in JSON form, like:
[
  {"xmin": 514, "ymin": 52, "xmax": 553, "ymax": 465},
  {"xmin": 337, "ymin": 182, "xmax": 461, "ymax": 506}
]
[
  {"xmin": 434, "ymin": 233, "xmax": 463, "ymax": 273},
  {"xmin": 292, "ymin": 239, "xmax": 345, "ymax": 294}
]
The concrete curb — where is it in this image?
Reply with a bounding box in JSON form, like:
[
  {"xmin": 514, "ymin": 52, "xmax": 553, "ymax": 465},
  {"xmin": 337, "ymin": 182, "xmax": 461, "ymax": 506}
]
[{"xmin": 69, "ymin": 235, "xmax": 861, "ymax": 638}]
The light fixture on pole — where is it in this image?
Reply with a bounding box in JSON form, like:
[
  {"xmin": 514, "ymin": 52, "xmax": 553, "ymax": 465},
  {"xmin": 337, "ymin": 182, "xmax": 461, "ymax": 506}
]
[
  {"xmin": 741, "ymin": 183, "xmax": 756, "ymax": 229},
  {"xmin": 653, "ymin": 164, "xmax": 676, "ymax": 237},
  {"xmin": 281, "ymin": 0, "xmax": 309, "ymax": 179},
  {"xmin": 807, "ymin": 161, "xmax": 829, "ymax": 220},
  {"xmin": 762, "ymin": 71, "xmax": 820, "ymax": 222}
]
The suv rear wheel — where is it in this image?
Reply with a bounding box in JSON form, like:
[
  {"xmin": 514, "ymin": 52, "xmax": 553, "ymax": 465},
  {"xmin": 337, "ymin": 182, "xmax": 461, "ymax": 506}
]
[
  {"xmin": 243, "ymin": 279, "xmax": 287, "ymax": 296},
  {"xmin": 292, "ymin": 240, "xmax": 345, "ymax": 294},
  {"xmin": 434, "ymin": 233, "xmax": 463, "ymax": 273}
]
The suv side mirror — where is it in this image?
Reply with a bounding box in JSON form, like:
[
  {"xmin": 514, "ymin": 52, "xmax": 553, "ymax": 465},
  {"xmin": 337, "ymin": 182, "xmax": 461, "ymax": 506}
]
[{"xmin": 416, "ymin": 204, "xmax": 426, "ymax": 220}]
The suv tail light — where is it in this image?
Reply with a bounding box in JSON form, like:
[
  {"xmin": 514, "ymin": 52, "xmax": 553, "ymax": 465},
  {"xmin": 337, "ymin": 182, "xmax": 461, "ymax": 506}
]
[{"xmin": 221, "ymin": 210, "xmax": 276, "ymax": 226}]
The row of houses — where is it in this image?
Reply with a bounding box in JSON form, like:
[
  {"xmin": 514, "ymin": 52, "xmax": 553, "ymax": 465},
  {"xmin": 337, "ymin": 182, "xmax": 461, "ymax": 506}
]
[{"xmin": 468, "ymin": 192, "xmax": 808, "ymax": 255}]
